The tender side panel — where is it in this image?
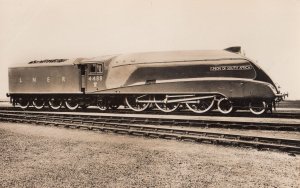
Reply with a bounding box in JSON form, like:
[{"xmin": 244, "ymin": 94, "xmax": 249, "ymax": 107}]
[{"xmin": 9, "ymin": 65, "xmax": 81, "ymax": 94}]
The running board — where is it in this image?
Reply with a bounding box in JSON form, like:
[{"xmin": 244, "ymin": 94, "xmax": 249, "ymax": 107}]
[{"xmin": 137, "ymin": 95, "xmax": 215, "ymax": 104}]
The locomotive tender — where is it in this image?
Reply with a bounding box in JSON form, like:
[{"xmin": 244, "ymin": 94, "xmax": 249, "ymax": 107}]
[{"xmin": 7, "ymin": 47, "xmax": 286, "ymax": 115}]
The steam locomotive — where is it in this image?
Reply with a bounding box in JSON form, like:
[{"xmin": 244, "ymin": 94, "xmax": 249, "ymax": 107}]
[{"xmin": 7, "ymin": 47, "xmax": 286, "ymax": 115}]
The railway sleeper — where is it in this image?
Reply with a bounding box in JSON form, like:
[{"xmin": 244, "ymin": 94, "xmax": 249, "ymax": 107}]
[
  {"xmin": 1, "ymin": 112, "xmax": 300, "ymax": 154},
  {"xmin": 130, "ymin": 131, "xmax": 146, "ymax": 136}
]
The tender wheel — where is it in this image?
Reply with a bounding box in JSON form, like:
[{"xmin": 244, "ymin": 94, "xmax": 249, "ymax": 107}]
[
  {"xmin": 217, "ymin": 98, "xmax": 233, "ymax": 114},
  {"xmin": 125, "ymin": 95, "xmax": 150, "ymax": 112},
  {"xmin": 48, "ymin": 98, "xmax": 62, "ymax": 110},
  {"xmin": 65, "ymin": 98, "xmax": 79, "ymax": 110},
  {"xmin": 19, "ymin": 98, "xmax": 30, "ymax": 109},
  {"xmin": 97, "ymin": 100, "xmax": 108, "ymax": 111},
  {"xmin": 154, "ymin": 95, "xmax": 179, "ymax": 113},
  {"xmin": 186, "ymin": 98, "xmax": 215, "ymax": 114},
  {"xmin": 32, "ymin": 98, "xmax": 45, "ymax": 110},
  {"xmin": 249, "ymin": 101, "xmax": 266, "ymax": 115}
]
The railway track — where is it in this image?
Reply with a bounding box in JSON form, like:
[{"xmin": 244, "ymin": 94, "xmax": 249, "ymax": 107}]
[
  {"xmin": 0, "ymin": 110, "xmax": 300, "ymax": 131},
  {"xmin": 0, "ymin": 106, "xmax": 300, "ymax": 119},
  {"xmin": 0, "ymin": 110, "xmax": 300, "ymax": 154}
]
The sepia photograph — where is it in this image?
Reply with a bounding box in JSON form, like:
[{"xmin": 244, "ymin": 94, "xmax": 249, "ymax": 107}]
[{"xmin": 0, "ymin": 0, "xmax": 299, "ymax": 187}]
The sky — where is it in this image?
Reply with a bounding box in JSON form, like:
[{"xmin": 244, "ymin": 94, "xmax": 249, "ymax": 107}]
[{"xmin": 0, "ymin": 0, "xmax": 299, "ymax": 99}]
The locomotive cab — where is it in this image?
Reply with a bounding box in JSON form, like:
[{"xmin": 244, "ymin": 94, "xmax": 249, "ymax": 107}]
[
  {"xmin": 77, "ymin": 55, "xmax": 116, "ymax": 94},
  {"xmin": 85, "ymin": 63, "xmax": 105, "ymax": 92}
]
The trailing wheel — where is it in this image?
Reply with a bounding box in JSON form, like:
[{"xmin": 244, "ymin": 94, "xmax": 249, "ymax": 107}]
[
  {"xmin": 65, "ymin": 98, "xmax": 79, "ymax": 110},
  {"xmin": 125, "ymin": 95, "xmax": 150, "ymax": 112},
  {"xmin": 32, "ymin": 98, "xmax": 45, "ymax": 110},
  {"xmin": 186, "ymin": 97, "xmax": 215, "ymax": 113},
  {"xmin": 97, "ymin": 100, "xmax": 108, "ymax": 111},
  {"xmin": 154, "ymin": 95, "xmax": 179, "ymax": 113},
  {"xmin": 217, "ymin": 98, "xmax": 233, "ymax": 114},
  {"xmin": 249, "ymin": 101, "xmax": 266, "ymax": 115},
  {"xmin": 18, "ymin": 98, "xmax": 30, "ymax": 109},
  {"xmin": 48, "ymin": 98, "xmax": 62, "ymax": 110}
]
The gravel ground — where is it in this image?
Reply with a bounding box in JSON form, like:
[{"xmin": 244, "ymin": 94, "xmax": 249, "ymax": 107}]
[{"xmin": 0, "ymin": 123, "xmax": 299, "ymax": 188}]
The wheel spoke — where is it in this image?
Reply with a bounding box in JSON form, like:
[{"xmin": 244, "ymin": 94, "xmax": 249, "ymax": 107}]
[
  {"xmin": 125, "ymin": 95, "xmax": 150, "ymax": 112},
  {"xmin": 186, "ymin": 97, "xmax": 214, "ymax": 114},
  {"xmin": 154, "ymin": 95, "xmax": 179, "ymax": 113}
]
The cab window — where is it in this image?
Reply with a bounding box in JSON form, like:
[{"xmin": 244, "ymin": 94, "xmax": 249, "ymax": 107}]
[{"xmin": 90, "ymin": 64, "xmax": 103, "ymax": 74}]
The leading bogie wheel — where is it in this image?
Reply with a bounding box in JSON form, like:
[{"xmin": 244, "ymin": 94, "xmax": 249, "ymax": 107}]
[
  {"xmin": 249, "ymin": 101, "xmax": 266, "ymax": 115},
  {"xmin": 217, "ymin": 98, "xmax": 233, "ymax": 114}
]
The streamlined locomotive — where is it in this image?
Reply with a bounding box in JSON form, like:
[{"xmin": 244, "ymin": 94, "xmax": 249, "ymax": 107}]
[{"xmin": 7, "ymin": 47, "xmax": 286, "ymax": 115}]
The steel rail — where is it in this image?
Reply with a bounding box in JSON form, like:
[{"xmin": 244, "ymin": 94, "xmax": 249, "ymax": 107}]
[
  {"xmin": 0, "ymin": 110, "xmax": 300, "ymax": 132},
  {"xmin": 1, "ymin": 106, "xmax": 300, "ymax": 119},
  {"xmin": 0, "ymin": 111, "xmax": 299, "ymax": 154}
]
